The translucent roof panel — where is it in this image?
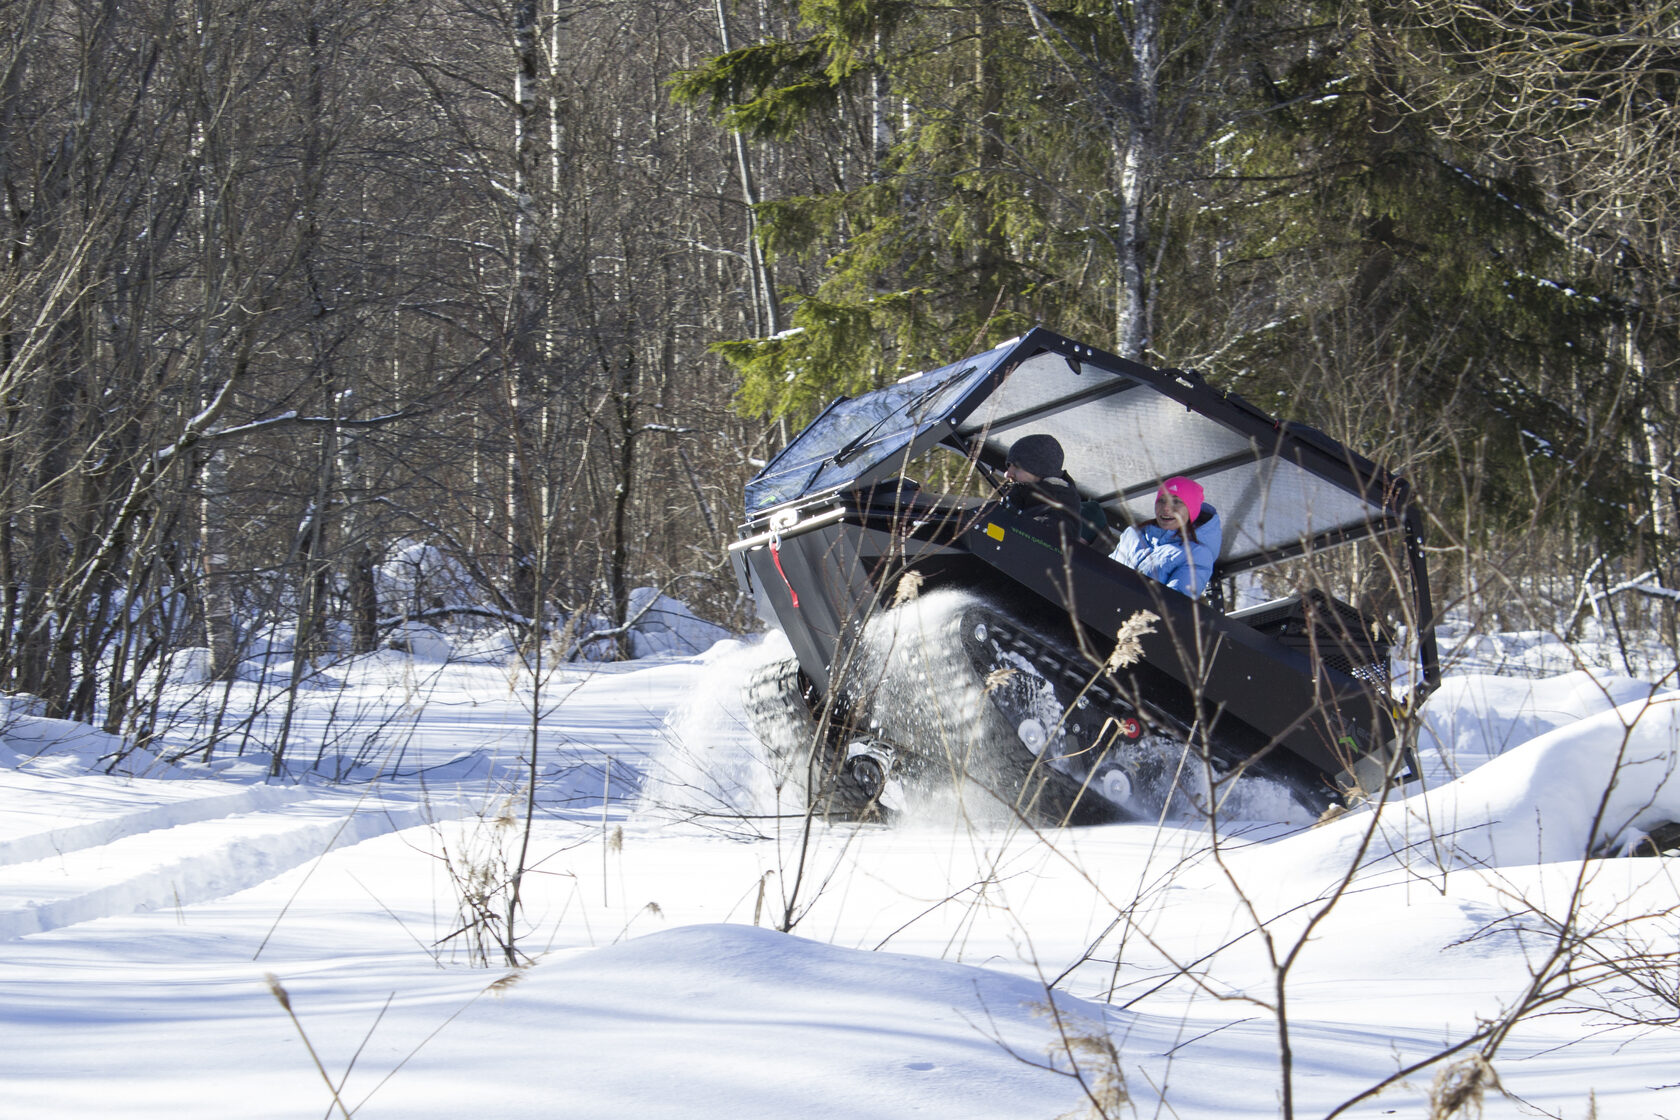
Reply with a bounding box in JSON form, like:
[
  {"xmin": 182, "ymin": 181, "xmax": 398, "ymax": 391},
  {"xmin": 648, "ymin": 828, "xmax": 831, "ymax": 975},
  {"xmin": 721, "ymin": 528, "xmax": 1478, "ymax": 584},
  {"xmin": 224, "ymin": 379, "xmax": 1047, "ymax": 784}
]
[
  {"xmin": 953, "ymin": 348, "xmax": 1396, "ymax": 568},
  {"xmin": 739, "ymin": 329, "xmax": 1404, "ymax": 571},
  {"xmin": 957, "ymin": 352, "xmax": 1254, "ymax": 498},
  {"xmin": 1113, "ymin": 458, "xmax": 1387, "ymax": 563}
]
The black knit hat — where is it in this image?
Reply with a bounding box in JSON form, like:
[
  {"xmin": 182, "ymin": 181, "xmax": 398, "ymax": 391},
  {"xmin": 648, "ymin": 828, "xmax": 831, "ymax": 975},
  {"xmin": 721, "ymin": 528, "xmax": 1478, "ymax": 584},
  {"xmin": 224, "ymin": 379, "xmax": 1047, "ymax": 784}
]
[{"xmin": 1007, "ymin": 433, "xmax": 1064, "ymax": 479}]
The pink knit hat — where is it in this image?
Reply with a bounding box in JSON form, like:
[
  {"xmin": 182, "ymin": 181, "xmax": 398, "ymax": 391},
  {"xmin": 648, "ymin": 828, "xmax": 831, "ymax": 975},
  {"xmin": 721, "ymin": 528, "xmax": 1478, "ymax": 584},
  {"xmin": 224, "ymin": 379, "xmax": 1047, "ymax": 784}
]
[{"xmin": 1158, "ymin": 476, "xmax": 1203, "ymax": 522}]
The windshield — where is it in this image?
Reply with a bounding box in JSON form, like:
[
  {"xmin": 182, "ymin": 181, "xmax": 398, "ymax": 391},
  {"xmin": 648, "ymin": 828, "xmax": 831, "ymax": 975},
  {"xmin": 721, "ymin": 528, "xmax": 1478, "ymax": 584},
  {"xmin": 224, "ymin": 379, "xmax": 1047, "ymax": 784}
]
[{"xmin": 743, "ymin": 353, "xmax": 1000, "ymax": 513}]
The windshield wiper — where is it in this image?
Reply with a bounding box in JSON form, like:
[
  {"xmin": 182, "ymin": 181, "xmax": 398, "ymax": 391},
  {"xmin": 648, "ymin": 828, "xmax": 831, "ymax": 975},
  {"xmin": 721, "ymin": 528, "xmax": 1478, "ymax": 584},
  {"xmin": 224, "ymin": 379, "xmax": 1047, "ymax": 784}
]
[{"xmin": 830, "ymin": 379, "xmax": 954, "ymax": 466}]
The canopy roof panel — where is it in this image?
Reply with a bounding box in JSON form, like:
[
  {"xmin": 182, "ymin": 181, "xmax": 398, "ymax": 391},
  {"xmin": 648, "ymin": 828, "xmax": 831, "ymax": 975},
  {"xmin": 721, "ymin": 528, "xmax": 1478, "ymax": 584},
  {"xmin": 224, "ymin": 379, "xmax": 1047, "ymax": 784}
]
[{"xmin": 742, "ymin": 328, "xmax": 1409, "ymax": 572}]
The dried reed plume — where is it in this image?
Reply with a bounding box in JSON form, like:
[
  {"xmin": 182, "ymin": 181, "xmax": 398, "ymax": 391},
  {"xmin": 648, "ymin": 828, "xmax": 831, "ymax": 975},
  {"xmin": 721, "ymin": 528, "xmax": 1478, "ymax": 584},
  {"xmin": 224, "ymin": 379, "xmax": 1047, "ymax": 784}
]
[{"xmin": 1104, "ymin": 611, "xmax": 1159, "ymax": 674}]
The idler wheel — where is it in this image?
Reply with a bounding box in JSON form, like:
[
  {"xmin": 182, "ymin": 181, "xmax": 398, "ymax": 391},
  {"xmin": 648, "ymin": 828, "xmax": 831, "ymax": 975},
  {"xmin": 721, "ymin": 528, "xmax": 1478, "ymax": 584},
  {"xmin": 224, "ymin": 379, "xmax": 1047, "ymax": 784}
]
[
  {"xmin": 848, "ymin": 753, "xmax": 887, "ymax": 800},
  {"xmin": 1094, "ymin": 766, "xmax": 1133, "ymax": 805}
]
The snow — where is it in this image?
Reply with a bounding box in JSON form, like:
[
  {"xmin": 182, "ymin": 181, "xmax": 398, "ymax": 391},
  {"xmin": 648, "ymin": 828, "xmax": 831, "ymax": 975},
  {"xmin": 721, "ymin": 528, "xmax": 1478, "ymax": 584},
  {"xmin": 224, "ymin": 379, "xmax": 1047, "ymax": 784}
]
[{"xmin": 1, "ymin": 616, "xmax": 1678, "ymax": 1118}]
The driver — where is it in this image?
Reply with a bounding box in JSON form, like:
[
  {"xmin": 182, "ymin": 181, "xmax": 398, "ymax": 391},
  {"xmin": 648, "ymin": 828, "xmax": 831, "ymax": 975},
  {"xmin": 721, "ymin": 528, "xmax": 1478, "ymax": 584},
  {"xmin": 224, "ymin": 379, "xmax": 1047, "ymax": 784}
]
[{"xmin": 1001, "ymin": 434, "xmax": 1105, "ymax": 544}]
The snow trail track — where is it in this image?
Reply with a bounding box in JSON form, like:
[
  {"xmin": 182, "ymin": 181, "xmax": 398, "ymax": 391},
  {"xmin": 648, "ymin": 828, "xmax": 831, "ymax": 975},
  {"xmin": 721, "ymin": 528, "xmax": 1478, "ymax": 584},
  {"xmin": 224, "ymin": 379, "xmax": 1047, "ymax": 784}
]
[
  {"xmin": 0, "ymin": 778, "xmax": 441, "ymax": 939},
  {"xmin": 0, "ymin": 653, "xmax": 693, "ymax": 945}
]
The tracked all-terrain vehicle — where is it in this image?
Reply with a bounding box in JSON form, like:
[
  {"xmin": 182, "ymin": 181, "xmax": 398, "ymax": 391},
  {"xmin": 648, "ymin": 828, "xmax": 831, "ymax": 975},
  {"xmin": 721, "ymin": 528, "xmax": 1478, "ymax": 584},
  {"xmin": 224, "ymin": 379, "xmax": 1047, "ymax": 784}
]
[{"xmin": 729, "ymin": 327, "xmax": 1441, "ymax": 824}]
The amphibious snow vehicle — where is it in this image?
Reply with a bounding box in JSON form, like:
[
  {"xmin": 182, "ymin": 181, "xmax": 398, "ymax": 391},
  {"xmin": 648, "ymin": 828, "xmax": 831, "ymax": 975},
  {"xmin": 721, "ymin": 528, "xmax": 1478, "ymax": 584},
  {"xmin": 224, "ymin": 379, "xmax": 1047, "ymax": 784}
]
[{"xmin": 730, "ymin": 327, "xmax": 1440, "ymax": 824}]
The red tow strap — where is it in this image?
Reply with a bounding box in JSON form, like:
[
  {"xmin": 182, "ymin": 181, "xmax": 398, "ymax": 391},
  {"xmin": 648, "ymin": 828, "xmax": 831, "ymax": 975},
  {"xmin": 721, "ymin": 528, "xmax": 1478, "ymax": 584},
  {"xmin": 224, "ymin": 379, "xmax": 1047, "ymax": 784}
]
[{"xmin": 770, "ymin": 537, "xmax": 799, "ymax": 608}]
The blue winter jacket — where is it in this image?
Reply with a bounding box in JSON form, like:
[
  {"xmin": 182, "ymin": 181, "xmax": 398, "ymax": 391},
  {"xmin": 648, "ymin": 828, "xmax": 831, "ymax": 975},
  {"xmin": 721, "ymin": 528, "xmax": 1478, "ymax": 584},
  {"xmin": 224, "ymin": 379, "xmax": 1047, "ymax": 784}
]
[{"xmin": 1108, "ymin": 507, "xmax": 1223, "ymax": 597}]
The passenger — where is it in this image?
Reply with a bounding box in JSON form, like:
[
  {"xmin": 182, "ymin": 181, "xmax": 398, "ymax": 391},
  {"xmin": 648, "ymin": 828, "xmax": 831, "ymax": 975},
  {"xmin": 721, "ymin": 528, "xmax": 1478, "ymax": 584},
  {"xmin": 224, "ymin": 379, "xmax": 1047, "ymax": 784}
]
[
  {"xmin": 1109, "ymin": 476, "xmax": 1222, "ymax": 596},
  {"xmin": 1001, "ymin": 434, "xmax": 1106, "ymax": 544}
]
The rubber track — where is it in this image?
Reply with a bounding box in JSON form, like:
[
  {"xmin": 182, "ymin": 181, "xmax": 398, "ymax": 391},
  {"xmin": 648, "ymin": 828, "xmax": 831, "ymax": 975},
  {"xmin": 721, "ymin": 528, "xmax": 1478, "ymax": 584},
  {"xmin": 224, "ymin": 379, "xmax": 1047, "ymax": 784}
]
[
  {"xmin": 741, "ymin": 656, "xmax": 876, "ymax": 820},
  {"xmin": 957, "ymin": 601, "xmax": 1331, "ymax": 819},
  {"xmin": 745, "ymin": 595, "xmax": 1330, "ymax": 825}
]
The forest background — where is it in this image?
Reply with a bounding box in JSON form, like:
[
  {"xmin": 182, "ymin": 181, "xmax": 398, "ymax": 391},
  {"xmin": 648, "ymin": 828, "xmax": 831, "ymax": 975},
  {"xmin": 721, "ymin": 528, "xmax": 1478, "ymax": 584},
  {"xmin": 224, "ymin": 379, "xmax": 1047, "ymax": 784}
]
[{"xmin": 2, "ymin": 0, "xmax": 1676, "ymax": 753}]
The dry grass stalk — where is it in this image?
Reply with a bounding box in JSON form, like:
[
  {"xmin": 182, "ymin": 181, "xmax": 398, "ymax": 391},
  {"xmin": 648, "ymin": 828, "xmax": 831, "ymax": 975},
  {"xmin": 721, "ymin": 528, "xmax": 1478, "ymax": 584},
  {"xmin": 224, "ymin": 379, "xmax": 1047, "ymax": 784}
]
[
  {"xmin": 265, "ymin": 972, "xmax": 353, "ymax": 1120},
  {"xmin": 489, "ymin": 969, "xmax": 526, "ymax": 995},
  {"xmin": 1104, "ymin": 611, "xmax": 1159, "ymax": 674},
  {"xmin": 893, "ymin": 569, "xmax": 925, "ymax": 607},
  {"xmin": 1316, "ymin": 802, "xmax": 1351, "ymax": 827},
  {"xmin": 1428, "ymin": 1054, "xmax": 1498, "ymax": 1119},
  {"xmin": 1035, "ymin": 1003, "xmax": 1132, "ymax": 1120}
]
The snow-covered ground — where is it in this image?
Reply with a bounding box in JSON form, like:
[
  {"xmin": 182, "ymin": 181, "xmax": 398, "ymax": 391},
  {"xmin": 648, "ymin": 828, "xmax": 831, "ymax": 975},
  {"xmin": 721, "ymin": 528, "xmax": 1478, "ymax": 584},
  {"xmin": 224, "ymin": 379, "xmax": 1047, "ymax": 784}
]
[{"xmin": 2, "ymin": 608, "xmax": 1677, "ymax": 1119}]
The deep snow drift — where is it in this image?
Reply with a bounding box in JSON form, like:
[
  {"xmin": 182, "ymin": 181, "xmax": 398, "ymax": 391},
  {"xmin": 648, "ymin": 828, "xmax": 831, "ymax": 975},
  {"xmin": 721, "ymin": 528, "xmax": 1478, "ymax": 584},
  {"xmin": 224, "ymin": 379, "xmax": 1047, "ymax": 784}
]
[{"xmin": 0, "ymin": 612, "xmax": 1677, "ymax": 1119}]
